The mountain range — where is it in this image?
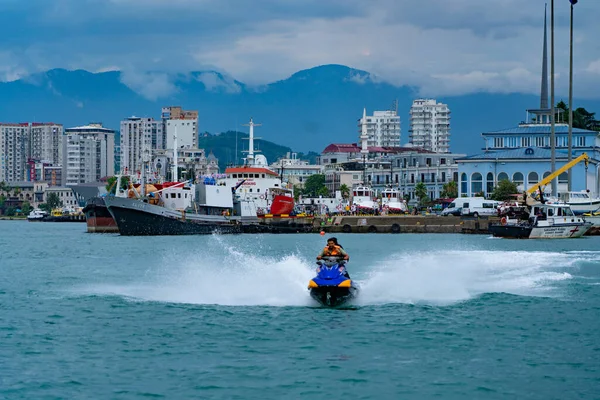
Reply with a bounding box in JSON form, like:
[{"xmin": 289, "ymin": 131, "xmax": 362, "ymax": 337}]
[{"xmin": 1, "ymin": 64, "xmax": 599, "ymax": 157}]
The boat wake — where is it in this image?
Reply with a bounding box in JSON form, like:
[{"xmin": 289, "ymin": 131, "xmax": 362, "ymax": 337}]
[
  {"xmin": 75, "ymin": 238, "xmax": 592, "ymax": 307},
  {"xmin": 356, "ymin": 250, "xmax": 577, "ymax": 306}
]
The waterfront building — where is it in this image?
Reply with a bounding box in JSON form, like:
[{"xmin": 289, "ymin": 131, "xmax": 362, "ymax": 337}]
[
  {"xmin": 457, "ymin": 120, "xmax": 600, "ymax": 198},
  {"xmin": 63, "ymin": 123, "xmax": 115, "ymax": 185},
  {"xmin": 44, "ymin": 186, "xmax": 83, "ymax": 207},
  {"xmin": 320, "ymin": 143, "xmax": 463, "ymax": 202},
  {"xmin": 409, "ymin": 99, "xmax": 451, "ymax": 153},
  {"xmin": 357, "ymin": 107, "xmax": 401, "ymax": 148}
]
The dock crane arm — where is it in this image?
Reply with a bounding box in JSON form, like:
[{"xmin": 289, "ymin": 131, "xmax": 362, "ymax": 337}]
[{"xmin": 525, "ymin": 152, "xmax": 589, "ymax": 205}]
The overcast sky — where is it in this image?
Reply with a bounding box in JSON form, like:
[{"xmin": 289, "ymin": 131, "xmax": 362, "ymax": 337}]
[{"xmin": 1, "ymin": 0, "xmax": 598, "ymax": 99}]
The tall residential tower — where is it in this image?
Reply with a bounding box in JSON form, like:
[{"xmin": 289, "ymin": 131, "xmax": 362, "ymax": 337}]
[
  {"xmin": 357, "ymin": 107, "xmax": 401, "ymax": 148},
  {"xmin": 409, "ymin": 99, "xmax": 451, "ymax": 153}
]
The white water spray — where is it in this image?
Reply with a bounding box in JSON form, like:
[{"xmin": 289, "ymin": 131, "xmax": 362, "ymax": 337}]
[{"xmin": 77, "ymin": 239, "xmax": 596, "ymax": 307}]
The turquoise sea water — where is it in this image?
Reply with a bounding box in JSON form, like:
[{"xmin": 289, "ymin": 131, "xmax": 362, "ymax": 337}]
[{"xmin": 1, "ymin": 221, "xmax": 600, "ymax": 399}]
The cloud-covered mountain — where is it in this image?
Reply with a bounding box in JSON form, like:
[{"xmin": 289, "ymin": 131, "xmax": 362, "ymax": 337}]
[{"xmin": 1, "ymin": 64, "xmax": 599, "ymax": 155}]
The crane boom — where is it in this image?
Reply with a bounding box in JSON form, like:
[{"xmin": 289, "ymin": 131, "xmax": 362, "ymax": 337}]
[{"xmin": 526, "ymin": 152, "xmax": 589, "ymax": 196}]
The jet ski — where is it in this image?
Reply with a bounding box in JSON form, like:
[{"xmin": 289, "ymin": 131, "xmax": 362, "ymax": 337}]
[{"xmin": 308, "ymin": 257, "xmax": 358, "ymax": 307}]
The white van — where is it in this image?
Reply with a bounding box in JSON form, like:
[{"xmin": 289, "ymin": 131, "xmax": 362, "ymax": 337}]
[
  {"xmin": 458, "ymin": 197, "xmax": 500, "ymax": 217},
  {"xmin": 440, "ymin": 200, "xmax": 462, "ymax": 216}
]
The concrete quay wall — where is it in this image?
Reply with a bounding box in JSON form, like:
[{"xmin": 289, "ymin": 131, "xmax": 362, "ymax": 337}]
[{"xmin": 311, "ymin": 215, "xmax": 497, "ymax": 234}]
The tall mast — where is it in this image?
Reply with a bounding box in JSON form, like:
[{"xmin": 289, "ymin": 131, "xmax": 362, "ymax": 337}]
[
  {"xmin": 540, "ymin": 3, "xmax": 549, "ymax": 110},
  {"xmin": 172, "ymin": 125, "xmax": 178, "ymax": 182},
  {"xmin": 242, "ymin": 118, "xmax": 262, "ymax": 166}
]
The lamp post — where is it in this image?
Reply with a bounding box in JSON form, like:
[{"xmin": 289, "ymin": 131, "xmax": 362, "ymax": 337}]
[
  {"xmin": 550, "ymin": 0, "xmax": 557, "ymax": 196},
  {"xmin": 567, "ymin": 0, "xmax": 578, "ymax": 191}
]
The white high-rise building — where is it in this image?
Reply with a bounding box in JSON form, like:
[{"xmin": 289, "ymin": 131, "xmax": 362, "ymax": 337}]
[
  {"xmin": 119, "ymin": 116, "xmax": 163, "ymax": 174},
  {"xmin": 162, "ymin": 106, "xmax": 198, "ymax": 149},
  {"xmin": 409, "ymin": 99, "xmax": 451, "ymax": 153},
  {"xmin": 63, "ymin": 123, "xmax": 115, "ymax": 185},
  {"xmin": 357, "ymin": 109, "xmax": 401, "ymax": 148},
  {"xmin": 0, "ymin": 123, "xmax": 30, "ymax": 182}
]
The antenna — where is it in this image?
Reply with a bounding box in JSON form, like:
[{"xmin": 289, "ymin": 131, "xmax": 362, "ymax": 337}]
[{"xmin": 391, "ymin": 99, "xmax": 398, "ymax": 114}]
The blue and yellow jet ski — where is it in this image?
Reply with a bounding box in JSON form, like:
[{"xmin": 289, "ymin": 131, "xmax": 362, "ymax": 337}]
[{"xmin": 308, "ymin": 257, "xmax": 358, "ymax": 307}]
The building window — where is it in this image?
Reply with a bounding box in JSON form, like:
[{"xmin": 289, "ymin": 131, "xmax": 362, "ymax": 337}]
[
  {"xmin": 513, "ymin": 172, "xmax": 524, "ymax": 188},
  {"xmin": 498, "ymin": 172, "xmax": 509, "ymax": 182},
  {"xmin": 440, "ymin": 158, "xmax": 446, "ymax": 165},
  {"xmin": 471, "ymin": 173, "xmax": 483, "ymax": 194},
  {"xmin": 441, "ymin": 172, "xmax": 446, "ymax": 182},
  {"xmin": 486, "ymin": 172, "xmax": 494, "ymax": 194},
  {"xmin": 576, "ymin": 136, "xmax": 585, "ymax": 147},
  {"xmin": 494, "ymin": 137, "xmax": 504, "ymax": 148},
  {"xmin": 461, "ymin": 173, "xmax": 468, "ymax": 195},
  {"xmin": 558, "ymin": 172, "xmax": 568, "ymax": 184},
  {"xmin": 528, "ymin": 172, "xmax": 539, "ymax": 188}
]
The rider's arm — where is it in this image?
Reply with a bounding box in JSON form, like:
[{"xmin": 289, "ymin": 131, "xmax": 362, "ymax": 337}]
[{"xmin": 339, "ymin": 247, "xmax": 349, "ymax": 260}]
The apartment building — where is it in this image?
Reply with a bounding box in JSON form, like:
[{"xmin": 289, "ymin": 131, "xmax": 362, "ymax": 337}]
[
  {"xmin": 63, "ymin": 123, "xmax": 115, "ymax": 185},
  {"xmin": 409, "ymin": 99, "xmax": 451, "ymax": 153},
  {"xmin": 357, "ymin": 108, "xmax": 401, "ymax": 148}
]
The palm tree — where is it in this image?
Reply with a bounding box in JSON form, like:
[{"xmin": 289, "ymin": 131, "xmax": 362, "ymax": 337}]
[
  {"xmin": 414, "ymin": 182, "xmax": 429, "ymax": 206},
  {"xmin": 339, "ymin": 184, "xmax": 350, "ymax": 200}
]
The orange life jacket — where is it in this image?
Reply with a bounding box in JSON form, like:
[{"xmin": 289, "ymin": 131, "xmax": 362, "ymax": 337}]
[{"xmin": 322, "ymin": 245, "xmax": 343, "ymax": 257}]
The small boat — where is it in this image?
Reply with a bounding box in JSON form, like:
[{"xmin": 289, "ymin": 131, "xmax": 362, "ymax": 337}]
[
  {"xmin": 351, "ymin": 185, "xmax": 378, "ymax": 213},
  {"xmin": 308, "ymin": 258, "xmax": 358, "ymax": 307},
  {"xmin": 489, "ymin": 203, "xmax": 591, "ymax": 239},
  {"xmin": 546, "ymin": 191, "xmax": 600, "ymax": 215},
  {"xmin": 27, "ymin": 209, "xmax": 48, "ymax": 221},
  {"xmin": 380, "ymin": 186, "xmax": 407, "ymax": 214}
]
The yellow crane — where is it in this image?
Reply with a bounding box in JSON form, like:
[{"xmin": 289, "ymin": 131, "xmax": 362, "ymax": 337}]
[{"xmin": 525, "ymin": 152, "xmax": 589, "ymax": 205}]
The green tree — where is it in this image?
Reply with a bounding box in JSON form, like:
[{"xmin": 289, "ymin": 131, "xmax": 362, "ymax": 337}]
[
  {"xmin": 39, "ymin": 203, "xmax": 50, "ymax": 212},
  {"xmin": 414, "ymin": 182, "xmax": 430, "ymax": 206},
  {"xmin": 21, "ymin": 201, "xmax": 32, "ymax": 215},
  {"xmin": 556, "ymin": 101, "xmax": 599, "ymax": 131},
  {"xmin": 0, "ymin": 195, "xmax": 5, "ymax": 209},
  {"xmin": 339, "ymin": 184, "xmax": 350, "ymax": 199},
  {"xmin": 5, "ymin": 207, "xmax": 15, "ymax": 217},
  {"xmin": 302, "ymin": 174, "xmax": 329, "ymax": 197},
  {"xmin": 490, "ymin": 180, "xmax": 519, "ymax": 201},
  {"xmin": 440, "ymin": 181, "xmax": 458, "ymax": 198},
  {"xmin": 106, "ymin": 176, "xmax": 130, "ymax": 194},
  {"xmin": 46, "ymin": 193, "xmax": 63, "ymax": 210}
]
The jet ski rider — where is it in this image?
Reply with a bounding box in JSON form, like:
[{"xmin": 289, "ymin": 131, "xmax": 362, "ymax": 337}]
[{"xmin": 317, "ymin": 237, "xmax": 350, "ymax": 278}]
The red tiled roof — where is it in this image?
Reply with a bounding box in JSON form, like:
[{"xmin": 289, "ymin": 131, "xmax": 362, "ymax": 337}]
[
  {"xmin": 224, "ymin": 166, "xmax": 279, "ymax": 176},
  {"xmin": 322, "ymin": 143, "xmax": 362, "ymax": 153}
]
